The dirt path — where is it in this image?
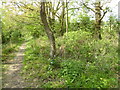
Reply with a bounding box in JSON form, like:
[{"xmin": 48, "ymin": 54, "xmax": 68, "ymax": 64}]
[{"xmin": 3, "ymin": 43, "xmax": 27, "ymax": 88}]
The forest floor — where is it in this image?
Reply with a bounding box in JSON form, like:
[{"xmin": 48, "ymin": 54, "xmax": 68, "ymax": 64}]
[{"xmin": 2, "ymin": 43, "xmax": 28, "ymax": 88}]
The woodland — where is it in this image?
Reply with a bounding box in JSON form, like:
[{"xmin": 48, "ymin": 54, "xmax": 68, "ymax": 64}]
[{"xmin": 1, "ymin": 0, "xmax": 120, "ymax": 88}]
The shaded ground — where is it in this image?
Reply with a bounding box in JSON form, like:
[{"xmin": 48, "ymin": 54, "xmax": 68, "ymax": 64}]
[{"xmin": 2, "ymin": 43, "xmax": 27, "ymax": 88}]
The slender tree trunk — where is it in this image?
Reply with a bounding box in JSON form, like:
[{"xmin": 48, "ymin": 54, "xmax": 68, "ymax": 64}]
[
  {"xmin": 109, "ymin": 19, "xmax": 111, "ymax": 31},
  {"xmin": 46, "ymin": 2, "xmax": 55, "ymax": 31},
  {"xmin": 95, "ymin": 1, "xmax": 102, "ymax": 39},
  {"xmin": 47, "ymin": 2, "xmax": 52, "ymax": 26},
  {"xmin": 40, "ymin": 2, "xmax": 56, "ymax": 58},
  {"xmin": 60, "ymin": 2, "xmax": 65, "ymax": 36},
  {"xmin": 66, "ymin": 0, "xmax": 68, "ymax": 36},
  {"xmin": 50, "ymin": 2, "xmax": 55, "ymax": 30}
]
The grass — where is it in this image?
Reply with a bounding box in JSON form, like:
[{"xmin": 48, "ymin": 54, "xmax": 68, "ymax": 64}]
[{"xmin": 2, "ymin": 39, "xmax": 25, "ymax": 62}]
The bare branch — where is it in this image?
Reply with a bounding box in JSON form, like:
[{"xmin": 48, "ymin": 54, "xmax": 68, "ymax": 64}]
[
  {"xmin": 83, "ymin": 3, "xmax": 95, "ymax": 12},
  {"xmin": 68, "ymin": 7, "xmax": 81, "ymax": 11},
  {"xmin": 56, "ymin": 1, "xmax": 60, "ymax": 11},
  {"xmin": 55, "ymin": 13, "xmax": 60, "ymax": 18},
  {"xmin": 99, "ymin": 10, "xmax": 107, "ymax": 21},
  {"xmin": 54, "ymin": 4, "xmax": 62, "ymax": 14}
]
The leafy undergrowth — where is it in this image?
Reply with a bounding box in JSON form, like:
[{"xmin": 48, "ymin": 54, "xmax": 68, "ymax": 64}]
[
  {"xmin": 2, "ymin": 40, "xmax": 24, "ymax": 63},
  {"xmin": 22, "ymin": 31, "xmax": 118, "ymax": 88}
]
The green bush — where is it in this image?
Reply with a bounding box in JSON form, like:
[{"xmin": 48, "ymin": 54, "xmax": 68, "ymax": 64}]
[
  {"xmin": 2, "ymin": 29, "xmax": 23, "ymax": 44},
  {"xmin": 55, "ymin": 30, "xmax": 118, "ymax": 88},
  {"xmin": 57, "ymin": 30, "xmax": 93, "ymax": 59},
  {"xmin": 59, "ymin": 58, "xmax": 118, "ymax": 88}
]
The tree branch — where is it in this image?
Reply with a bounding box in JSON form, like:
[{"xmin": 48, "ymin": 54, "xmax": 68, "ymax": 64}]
[
  {"xmin": 83, "ymin": 3, "xmax": 95, "ymax": 12},
  {"xmin": 99, "ymin": 10, "xmax": 107, "ymax": 21},
  {"xmin": 10, "ymin": 16, "xmax": 42, "ymax": 25},
  {"xmin": 68, "ymin": 7, "xmax": 81, "ymax": 11},
  {"xmin": 56, "ymin": 1, "xmax": 60, "ymax": 11}
]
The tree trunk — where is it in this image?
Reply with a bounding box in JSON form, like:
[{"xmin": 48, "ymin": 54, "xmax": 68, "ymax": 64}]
[
  {"xmin": 40, "ymin": 2, "xmax": 56, "ymax": 58},
  {"xmin": 109, "ymin": 19, "xmax": 111, "ymax": 31},
  {"xmin": 46, "ymin": 2, "xmax": 55, "ymax": 31},
  {"xmin": 60, "ymin": 2, "xmax": 65, "ymax": 36},
  {"xmin": 66, "ymin": 0, "xmax": 68, "ymax": 36},
  {"xmin": 95, "ymin": 1, "xmax": 102, "ymax": 39}
]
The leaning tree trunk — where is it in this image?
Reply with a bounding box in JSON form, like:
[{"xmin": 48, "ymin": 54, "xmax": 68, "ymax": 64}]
[
  {"xmin": 40, "ymin": 2, "xmax": 56, "ymax": 58},
  {"xmin": 95, "ymin": 1, "xmax": 102, "ymax": 39}
]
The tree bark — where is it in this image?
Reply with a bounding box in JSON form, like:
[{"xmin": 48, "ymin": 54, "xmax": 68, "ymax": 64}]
[
  {"xmin": 40, "ymin": 2, "xmax": 56, "ymax": 58},
  {"xmin": 60, "ymin": 2, "xmax": 65, "ymax": 36},
  {"xmin": 94, "ymin": 1, "xmax": 102, "ymax": 39},
  {"xmin": 66, "ymin": 0, "xmax": 68, "ymax": 36}
]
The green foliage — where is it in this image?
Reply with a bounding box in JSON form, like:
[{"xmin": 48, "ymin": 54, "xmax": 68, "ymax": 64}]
[
  {"xmin": 25, "ymin": 25, "xmax": 45, "ymax": 38},
  {"xmin": 78, "ymin": 14, "xmax": 94, "ymax": 31},
  {"xmin": 56, "ymin": 30, "xmax": 118, "ymax": 88},
  {"xmin": 2, "ymin": 44, "xmax": 16, "ymax": 61},
  {"xmin": 2, "ymin": 1, "xmax": 118, "ymax": 88},
  {"xmin": 2, "ymin": 29, "xmax": 23, "ymax": 44},
  {"xmin": 22, "ymin": 39, "xmax": 61, "ymax": 88},
  {"xmin": 69, "ymin": 13, "xmax": 94, "ymax": 32},
  {"xmin": 58, "ymin": 48, "xmax": 118, "ymax": 87},
  {"xmin": 57, "ymin": 30, "xmax": 93, "ymax": 59},
  {"xmin": 59, "ymin": 59, "xmax": 117, "ymax": 88},
  {"xmin": 2, "ymin": 42, "xmax": 23, "ymax": 62},
  {"xmin": 22, "ymin": 30, "xmax": 118, "ymax": 88}
]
